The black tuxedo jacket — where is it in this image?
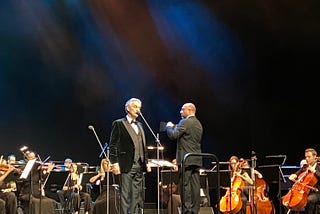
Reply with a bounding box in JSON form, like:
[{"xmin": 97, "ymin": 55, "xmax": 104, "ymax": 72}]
[
  {"xmin": 166, "ymin": 115, "xmax": 203, "ymax": 166},
  {"xmin": 109, "ymin": 117, "xmax": 148, "ymax": 173}
]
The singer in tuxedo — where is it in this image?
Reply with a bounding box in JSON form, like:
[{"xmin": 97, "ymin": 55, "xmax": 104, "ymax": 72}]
[
  {"xmin": 109, "ymin": 98, "xmax": 150, "ymax": 214},
  {"xmin": 166, "ymin": 102, "xmax": 203, "ymax": 214}
]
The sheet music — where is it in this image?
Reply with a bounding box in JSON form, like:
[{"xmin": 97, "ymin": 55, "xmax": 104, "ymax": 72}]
[
  {"xmin": 148, "ymin": 159, "xmax": 176, "ymax": 168},
  {"xmin": 19, "ymin": 158, "xmax": 36, "ymax": 179}
]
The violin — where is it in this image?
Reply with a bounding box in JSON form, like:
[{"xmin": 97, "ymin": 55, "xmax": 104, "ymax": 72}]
[
  {"xmin": 0, "ymin": 163, "xmax": 22, "ymax": 175},
  {"xmin": 0, "ymin": 164, "xmax": 10, "ymax": 172}
]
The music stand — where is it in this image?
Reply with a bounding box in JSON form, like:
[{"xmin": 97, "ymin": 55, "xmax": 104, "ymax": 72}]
[
  {"xmin": 205, "ymin": 170, "xmax": 231, "ymax": 190},
  {"xmin": 43, "ymin": 171, "xmax": 69, "ymax": 193},
  {"xmin": 79, "ymin": 172, "xmax": 98, "ymax": 187},
  {"xmin": 161, "ymin": 170, "xmax": 179, "ymax": 185},
  {"xmin": 148, "ymin": 159, "xmax": 176, "ymax": 213},
  {"xmin": 19, "ymin": 159, "xmax": 36, "ymax": 180},
  {"xmin": 19, "ymin": 159, "xmax": 37, "ymax": 214},
  {"xmin": 4, "ymin": 170, "xmax": 20, "ymax": 183}
]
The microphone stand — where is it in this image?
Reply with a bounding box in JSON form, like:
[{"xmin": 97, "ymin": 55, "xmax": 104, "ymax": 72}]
[
  {"xmin": 37, "ymin": 155, "xmax": 50, "ymax": 214},
  {"xmin": 138, "ymin": 111, "xmax": 163, "ymax": 214},
  {"xmin": 250, "ymin": 151, "xmax": 257, "ymax": 214},
  {"xmin": 88, "ymin": 125, "xmax": 110, "ymax": 214}
]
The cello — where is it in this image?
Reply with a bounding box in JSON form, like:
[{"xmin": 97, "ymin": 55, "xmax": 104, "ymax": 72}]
[
  {"xmin": 282, "ymin": 162, "xmax": 318, "ymax": 211},
  {"xmin": 220, "ymin": 161, "xmax": 244, "ymax": 214}
]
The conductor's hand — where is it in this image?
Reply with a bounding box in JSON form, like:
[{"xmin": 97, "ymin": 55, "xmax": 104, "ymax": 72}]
[
  {"xmin": 111, "ymin": 163, "xmax": 121, "ymax": 175},
  {"xmin": 166, "ymin": 122, "xmax": 175, "ymax": 128}
]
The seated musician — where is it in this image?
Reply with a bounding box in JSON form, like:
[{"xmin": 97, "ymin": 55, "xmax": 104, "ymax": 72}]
[
  {"xmin": 0, "ymin": 158, "xmax": 18, "ymax": 214},
  {"xmin": 239, "ymin": 158, "xmax": 275, "ymax": 213},
  {"xmin": 160, "ymin": 158, "xmax": 212, "ymax": 214},
  {"xmin": 158, "ymin": 159, "xmax": 180, "ymax": 214},
  {"xmin": 44, "ymin": 157, "xmax": 74, "ymax": 202},
  {"xmin": 7, "ymin": 154, "xmax": 16, "ymax": 165},
  {"xmin": 59, "ymin": 158, "xmax": 73, "ymax": 172},
  {"xmin": 57, "ymin": 163, "xmax": 91, "ymax": 214},
  {"xmin": 239, "ymin": 158, "xmax": 262, "ymax": 178},
  {"xmin": 286, "ymin": 148, "xmax": 320, "ymax": 214},
  {"xmin": 223, "ymin": 156, "xmax": 253, "ymax": 214},
  {"xmin": 90, "ymin": 158, "xmax": 120, "ymax": 214},
  {"xmin": 18, "ymin": 151, "xmax": 56, "ymax": 214}
]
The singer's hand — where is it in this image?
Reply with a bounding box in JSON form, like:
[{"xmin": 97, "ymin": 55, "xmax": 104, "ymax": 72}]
[
  {"xmin": 111, "ymin": 163, "xmax": 121, "ymax": 175},
  {"xmin": 166, "ymin": 122, "xmax": 174, "ymax": 128}
]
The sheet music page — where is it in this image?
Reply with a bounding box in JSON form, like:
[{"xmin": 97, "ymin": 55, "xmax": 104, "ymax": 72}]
[
  {"xmin": 149, "ymin": 159, "xmax": 176, "ymax": 168},
  {"xmin": 19, "ymin": 158, "xmax": 36, "ymax": 179}
]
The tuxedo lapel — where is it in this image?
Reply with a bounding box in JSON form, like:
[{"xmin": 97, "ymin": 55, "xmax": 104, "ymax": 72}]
[{"xmin": 122, "ymin": 119, "xmax": 137, "ymax": 141}]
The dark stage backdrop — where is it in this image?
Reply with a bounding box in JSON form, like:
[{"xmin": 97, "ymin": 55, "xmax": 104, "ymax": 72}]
[{"xmin": 1, "ymin": 0, "xmax": 319, "ymax": 204}]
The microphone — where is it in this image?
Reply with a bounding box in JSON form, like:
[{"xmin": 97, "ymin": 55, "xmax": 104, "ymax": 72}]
[{"xmin": 88, "ymin": 125, "xmax": 107, "ymax": 159}]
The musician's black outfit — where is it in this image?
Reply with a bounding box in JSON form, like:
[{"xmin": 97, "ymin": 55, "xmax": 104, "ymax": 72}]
[
  {"xmin": 57, "ymin": 174, "xmax": 91, "ymax": 213},
  {"xmin": 0, "ymin": 170, "xmax": 18, "ymax": 214},
  {"xmin": 0, "ymin": 185, "xmax": 17, "ymax": 214},
  {"xmin": 19, "ymin": 162, "xmax": 55, "ymax": 214}
]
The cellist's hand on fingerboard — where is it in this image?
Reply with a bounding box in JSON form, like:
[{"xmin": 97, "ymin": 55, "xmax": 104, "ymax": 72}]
[{"xmin": 289, "ymin": 174, "xmax": 297, "ymax": 181}]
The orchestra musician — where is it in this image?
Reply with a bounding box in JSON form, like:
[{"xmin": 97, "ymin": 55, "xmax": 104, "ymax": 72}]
[
  {"xmin": 159, "ymin": 159, "xmax": 180, "ymax": 214},
  {"xmin": 239, "ymin": 158, "xmax": 275, "ymax": 214},
  {"xmin": 90, "ymin": 158, "xmax": 120, "ymax": 214},
  {"xmin": 44, "ymin": 158, "xmax": 73, "ymax": 203},
  {"xmin": 57, "ymin": 163, "xmax": 91, "ymax": 214},
  {"xmin": 7, "ymin": 155, "xmax": 16, "ymax": 165},
  {"xmin": 58, "ymin": 158, "xmax": 73, "ymax": 172},
  {"xmin": 18, "ymin": 151, "xmax": 56, "ymax": 214},
  {"xmin": 220, "ymin": 156, "xmax": 253, "ymax": 214},
  {"xmin": 0, "ymin": 158, "xmax": 18, "ymax": 214},
  {"xmin": 239, "ymin": 158, "xmax": 263, "ymax": 179},
  {"xmin": 285, "ymin": 148, "xmax": 320, "ymax": 214}
]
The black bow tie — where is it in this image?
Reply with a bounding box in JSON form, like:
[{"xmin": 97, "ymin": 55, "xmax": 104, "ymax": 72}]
[{"xmin": 131, "ymin": 120, "xmax": 138, "ymax": 124}]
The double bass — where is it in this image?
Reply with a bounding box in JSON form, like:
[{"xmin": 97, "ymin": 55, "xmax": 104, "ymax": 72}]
[
  {"xmin": 282, "ymin": 162, "xmax": 318, "ymax": 211},
  {"xmin": 246, "ymin": 175, "xmax": 275, "ymax": 214},
  {"xmin": 220, "ymin": 164, "xmax": 244, "ymax": 214}
]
